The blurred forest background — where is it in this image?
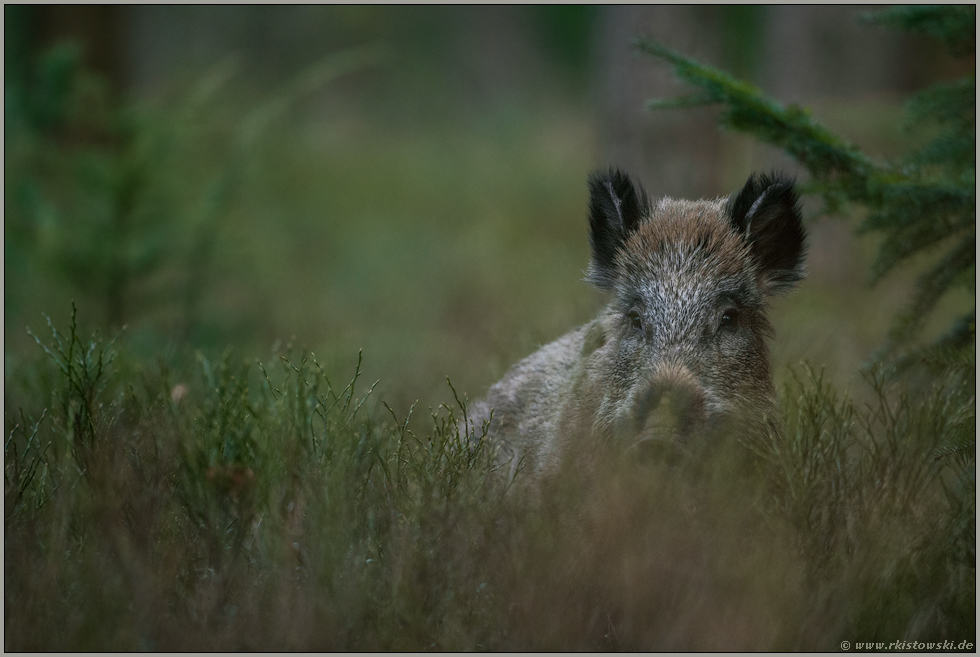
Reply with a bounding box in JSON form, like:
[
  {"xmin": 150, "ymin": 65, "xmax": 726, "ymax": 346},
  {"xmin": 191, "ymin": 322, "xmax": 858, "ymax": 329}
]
[{"xmin": 5, "ymin": 4, "xmax": 973, "ymax": 414}]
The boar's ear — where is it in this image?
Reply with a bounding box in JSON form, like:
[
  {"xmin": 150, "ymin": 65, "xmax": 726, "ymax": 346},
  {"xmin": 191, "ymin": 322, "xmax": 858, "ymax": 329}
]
[
  {"xmin": 585, "ymin": 168, "xmax": 650, "ymax": 290},
  {"xmin": 727, "ymin": 172, "xmax": 807, "ymax": 295}
]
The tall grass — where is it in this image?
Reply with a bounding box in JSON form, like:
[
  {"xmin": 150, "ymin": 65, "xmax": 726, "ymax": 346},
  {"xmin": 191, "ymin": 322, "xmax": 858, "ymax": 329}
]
[{"xmin": 4, "ymin": 309, "xmax": 974, "ymax": 650}]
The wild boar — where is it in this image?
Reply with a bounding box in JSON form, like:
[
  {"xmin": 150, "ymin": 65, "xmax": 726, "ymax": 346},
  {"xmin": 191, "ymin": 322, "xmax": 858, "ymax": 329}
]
[{"xmin": 469, "ymin": 168, "xmax": 807, "ymax": 486}]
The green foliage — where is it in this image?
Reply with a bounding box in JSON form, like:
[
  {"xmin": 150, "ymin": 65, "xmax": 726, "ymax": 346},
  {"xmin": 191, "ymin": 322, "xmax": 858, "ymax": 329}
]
[
  {"xmin": 639, "ymin": 41, "xmax": 877, "ymax": 185},
  {"xmin": 4, "ymin": 408, "xmax": 51, "ymax": 525},
  {"xmin": 636, "ymin": 5, "xmax": 975, "ymax": 363},
  {"xmin": 775, "ymin": 363, "xmax": 974, "ymax": 554},
  {"xmin": 26, "ymin": 303, "xmax": 120, "ymax": 467},
  {"xmin": 5, "ymin": 41, "xmax": 384, "ymax": 341},
  {"xmin": 866, "ymin": 5, "xmax": 976, "ymax": 56}
]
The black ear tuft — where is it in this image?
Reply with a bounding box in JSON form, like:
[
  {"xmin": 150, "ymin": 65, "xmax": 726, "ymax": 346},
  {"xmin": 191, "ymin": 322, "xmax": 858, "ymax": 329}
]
[
  {"xmin": 727, "ymin": 172, "xmax": 807, "ymax": 295},
  {"xmin": 585, "ymin": 168, "xmax": 651, "ymax": 289}
]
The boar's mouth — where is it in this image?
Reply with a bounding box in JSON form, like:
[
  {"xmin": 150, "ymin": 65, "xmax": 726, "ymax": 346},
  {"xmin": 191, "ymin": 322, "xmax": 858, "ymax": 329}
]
[{"xmin": 624, "ymin": 436, "xmax": 693, "ymax": 466}]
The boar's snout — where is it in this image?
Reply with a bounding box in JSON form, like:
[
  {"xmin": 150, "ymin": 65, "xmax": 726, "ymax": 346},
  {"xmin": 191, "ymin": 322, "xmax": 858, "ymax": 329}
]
[{"xmin": 626, "ymin": 363, "xmax": 707, "ymax": 464}]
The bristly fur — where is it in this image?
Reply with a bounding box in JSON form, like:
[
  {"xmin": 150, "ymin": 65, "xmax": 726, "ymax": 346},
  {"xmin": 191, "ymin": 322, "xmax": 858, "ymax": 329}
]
[
  {"xmin": 725, "ymin": 172, "xmax": 807, "ymax": 295},
  {"xmin": 586, "ymin": 168, "xmax": 651, "ymax": 290}
]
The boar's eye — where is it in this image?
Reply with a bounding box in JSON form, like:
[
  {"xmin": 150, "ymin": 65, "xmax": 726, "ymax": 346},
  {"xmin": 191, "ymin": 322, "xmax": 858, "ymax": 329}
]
[
  {"xmin": 720, "ymin": 309, "xmax": 738, "ymax": 330},
  {"xmin": 627, "ymin": 309, "xmax": 644, "ymax": 333}
]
